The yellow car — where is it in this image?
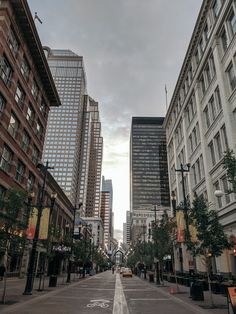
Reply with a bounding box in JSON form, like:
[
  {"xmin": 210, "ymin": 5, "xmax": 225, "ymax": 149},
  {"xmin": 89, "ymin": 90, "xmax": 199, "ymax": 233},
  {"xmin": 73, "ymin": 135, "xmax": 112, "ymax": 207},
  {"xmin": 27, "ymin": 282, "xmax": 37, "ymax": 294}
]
[{"xmin": 122, "ymin": 268, "xmax": 132, "ymax": 278}]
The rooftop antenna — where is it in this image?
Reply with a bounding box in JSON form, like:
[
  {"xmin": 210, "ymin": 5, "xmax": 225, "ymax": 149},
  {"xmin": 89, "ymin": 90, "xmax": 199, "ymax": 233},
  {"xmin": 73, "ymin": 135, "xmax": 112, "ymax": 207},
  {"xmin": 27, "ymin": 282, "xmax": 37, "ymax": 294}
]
[{"xmin": 34, "ymin": 12, "xmax": 43, "ymax": 24}]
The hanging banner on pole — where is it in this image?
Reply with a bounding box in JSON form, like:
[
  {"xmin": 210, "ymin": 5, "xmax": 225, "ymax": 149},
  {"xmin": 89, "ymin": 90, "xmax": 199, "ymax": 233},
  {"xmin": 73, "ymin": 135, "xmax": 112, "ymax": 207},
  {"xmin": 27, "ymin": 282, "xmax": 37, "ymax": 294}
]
[
  {"xmin": 176, "ymin": 210, "xmax": 185, "ymax": 243},
  {"xmin": 39, "ymin": 207, "xmax": 50, "ymax": 240},
  {"xmin": 27, "ymin": 207, "xmax": 38, "ymax": 240},
  {"xmin": 27, "ymin": 207, "xmax": 50, "ymax": 240}
]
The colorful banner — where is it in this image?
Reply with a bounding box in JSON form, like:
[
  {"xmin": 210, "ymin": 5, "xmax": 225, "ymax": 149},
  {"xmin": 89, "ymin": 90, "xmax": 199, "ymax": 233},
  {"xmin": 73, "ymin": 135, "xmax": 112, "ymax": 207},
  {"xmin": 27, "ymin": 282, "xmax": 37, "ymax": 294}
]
[
  {"xmin": 176, "ymin": 210, "xmax": 185, "ymax": 242},
  {"xmin": 27, "ymin": 207, "xmax": 50, "ymax": 240},
  {"xmin": 39, "ymin": 207, "xmax": 50, "ymax": 240},
  {"xmin": 189, "ymin": 224, "xmax": 198, "ymax": 243},
  {"xmin": 27, "ymin": 207, "xmax": 37, "ymax": 240}
]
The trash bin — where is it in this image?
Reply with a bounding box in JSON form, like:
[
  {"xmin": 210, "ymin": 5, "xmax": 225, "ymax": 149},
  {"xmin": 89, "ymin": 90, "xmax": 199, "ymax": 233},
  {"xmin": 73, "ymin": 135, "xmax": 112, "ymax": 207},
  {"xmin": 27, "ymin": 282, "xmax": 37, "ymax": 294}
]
[
  {"xmin": 149, "ymin": 272, "xmax": 154, "ymax": 283},
  {"xmin": 49, "ymin": 275, "xmax": 57, "ymax": 287},
  {"xmin": 190, "ymin": 282, "xmax": 204, "ymax": 301}
]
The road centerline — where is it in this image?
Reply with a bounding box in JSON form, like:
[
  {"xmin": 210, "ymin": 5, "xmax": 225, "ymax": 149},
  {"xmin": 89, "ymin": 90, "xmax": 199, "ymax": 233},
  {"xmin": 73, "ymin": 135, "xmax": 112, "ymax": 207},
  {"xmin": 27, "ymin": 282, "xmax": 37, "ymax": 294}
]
[{"xmin": 112, "ymin": 274, "xmax": 130, "ymax": 314}]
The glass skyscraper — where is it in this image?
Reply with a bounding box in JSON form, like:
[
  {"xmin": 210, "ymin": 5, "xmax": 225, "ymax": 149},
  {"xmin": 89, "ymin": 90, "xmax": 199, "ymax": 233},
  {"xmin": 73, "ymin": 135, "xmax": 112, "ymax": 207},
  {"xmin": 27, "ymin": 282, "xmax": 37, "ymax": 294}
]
[
  {"xmin": 43, "ymin": 48, "xmax": 86, "ymax": 208},
  {"xmin": 130, "ymin": 117, "xmax": 170, "ymax": 211}
]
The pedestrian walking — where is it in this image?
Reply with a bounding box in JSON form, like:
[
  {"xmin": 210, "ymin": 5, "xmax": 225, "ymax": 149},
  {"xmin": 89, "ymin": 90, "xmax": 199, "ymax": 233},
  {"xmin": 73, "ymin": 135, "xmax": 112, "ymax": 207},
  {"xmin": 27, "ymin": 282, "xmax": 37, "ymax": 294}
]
[{"xmin": 112, "ymin": 266, "xmax": 115, "ymax": 274}]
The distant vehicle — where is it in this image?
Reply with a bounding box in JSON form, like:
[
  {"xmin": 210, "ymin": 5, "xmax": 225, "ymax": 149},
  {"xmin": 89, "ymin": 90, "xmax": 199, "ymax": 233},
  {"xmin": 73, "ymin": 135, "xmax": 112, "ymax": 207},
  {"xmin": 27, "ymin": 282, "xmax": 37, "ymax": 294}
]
[
  {"xmin": 120, "ymin": 267, "xmax": 125, "ymax": 274},
  {"xmin": 122, "ymin": 268, "xmax": 132, "ymax": 278}
]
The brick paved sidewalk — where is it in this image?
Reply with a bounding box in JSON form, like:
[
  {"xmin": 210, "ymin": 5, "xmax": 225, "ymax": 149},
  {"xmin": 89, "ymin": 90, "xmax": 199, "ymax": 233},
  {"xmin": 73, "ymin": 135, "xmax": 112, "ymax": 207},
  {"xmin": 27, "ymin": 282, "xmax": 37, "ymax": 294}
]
[{"xmin": 0, "ymin": 272, "xmax": 82, "ymax": 310}]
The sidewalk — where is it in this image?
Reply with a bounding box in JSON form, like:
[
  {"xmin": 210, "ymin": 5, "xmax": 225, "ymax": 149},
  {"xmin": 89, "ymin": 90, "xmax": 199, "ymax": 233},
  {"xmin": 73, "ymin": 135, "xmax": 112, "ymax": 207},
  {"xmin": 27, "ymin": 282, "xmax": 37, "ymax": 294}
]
[
  {"xmin": 0, "ymin": 272, "xmax": 83, "ymax": 310},
  {"xmin": 139, "ymin": 275, "xmax": 229, "ymax": 314}
]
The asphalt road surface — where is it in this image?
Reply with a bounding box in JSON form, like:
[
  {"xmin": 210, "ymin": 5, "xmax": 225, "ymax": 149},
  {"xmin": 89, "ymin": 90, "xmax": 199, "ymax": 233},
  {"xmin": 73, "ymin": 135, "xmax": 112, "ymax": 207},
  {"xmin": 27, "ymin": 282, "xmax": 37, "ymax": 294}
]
[{"xmin": 1, "ymin": 271, "xmax": 224, "ymax": 314}]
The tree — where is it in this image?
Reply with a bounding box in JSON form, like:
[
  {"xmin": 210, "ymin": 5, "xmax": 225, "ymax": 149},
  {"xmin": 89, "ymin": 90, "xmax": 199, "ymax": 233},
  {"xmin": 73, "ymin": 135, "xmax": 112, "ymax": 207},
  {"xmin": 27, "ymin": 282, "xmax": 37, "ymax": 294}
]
[
  {"xmin": 152, "ymin": 211, "xmax": 175, "ymax": 284},
  {"xmin": 189, "ymin": 195, "xmax": 231, "ymax": 307},
  {"xmin": 0, "ymin": 188, "xmax": 28, "ymax": 304},
  {"xmin": 223, "ymin": 149, "xmax": 236, "ymax": 194}
]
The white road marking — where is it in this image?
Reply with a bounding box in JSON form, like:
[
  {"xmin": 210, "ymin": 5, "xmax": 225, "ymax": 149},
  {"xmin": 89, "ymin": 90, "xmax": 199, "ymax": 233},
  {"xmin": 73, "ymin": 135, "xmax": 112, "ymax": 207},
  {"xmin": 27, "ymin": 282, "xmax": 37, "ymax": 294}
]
[
  {"xmin": 113, "ymin": 274, "xmax": 129, "ymax": 314},
  {"xmin": 130, "ymin": 298, "xmax": 170, "ymax": 301}
]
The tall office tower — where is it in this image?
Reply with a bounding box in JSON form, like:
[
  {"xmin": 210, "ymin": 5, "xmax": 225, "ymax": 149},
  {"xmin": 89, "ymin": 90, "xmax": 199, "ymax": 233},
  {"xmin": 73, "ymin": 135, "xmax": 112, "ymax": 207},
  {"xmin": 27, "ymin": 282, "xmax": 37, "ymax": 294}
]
[
  {"xmin": 100, "ymin": 191, "xmax": 110, "ymax": 249},
  {"xmin": 123, "ymin": 223, "xmax": 127, "ymax": 244},
  {"xmin": 85, "ymin": 98, "xmax": 103, "ymax": 217},
  {"xmin": 130, "ymin": 117, "xmax": 170, "ymax": 210},
  {"xmin": 125, "ymin": 211, "xmax": 131, "ymax": 245},
  {"xmin": 102, "ymin": 176, "xmax": 113, "ymax": 237},
  {"xmin": 164, "ymin": 0, "xmax": 236, "ymax": 276},
  {"xmin": 43, "ymin": 48, "xmax": 86, "ymax": 208},
  {"xmin": 130, "ymin": 117, "xmax": 170, "ymax": 244}
]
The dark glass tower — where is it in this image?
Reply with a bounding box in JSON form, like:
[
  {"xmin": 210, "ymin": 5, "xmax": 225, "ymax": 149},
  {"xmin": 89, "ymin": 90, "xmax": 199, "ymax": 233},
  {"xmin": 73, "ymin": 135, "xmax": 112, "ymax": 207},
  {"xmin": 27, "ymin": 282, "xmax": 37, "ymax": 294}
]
[{"xmin": 130, "ymin": 117, "xmax": 170, "ymax": 211}]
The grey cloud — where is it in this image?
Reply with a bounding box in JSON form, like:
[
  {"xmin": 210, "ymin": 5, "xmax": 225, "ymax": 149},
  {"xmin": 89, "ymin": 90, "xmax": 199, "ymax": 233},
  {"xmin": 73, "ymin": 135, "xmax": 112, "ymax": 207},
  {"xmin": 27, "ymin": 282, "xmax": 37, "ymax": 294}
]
[{"xmin": 28, "ymin": 0, "xmax": 202, "ymax": 228}]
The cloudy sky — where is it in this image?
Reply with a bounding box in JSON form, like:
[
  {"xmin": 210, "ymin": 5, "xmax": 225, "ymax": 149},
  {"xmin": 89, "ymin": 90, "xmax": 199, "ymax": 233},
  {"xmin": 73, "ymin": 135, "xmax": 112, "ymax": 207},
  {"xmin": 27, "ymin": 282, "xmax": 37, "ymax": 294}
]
[{"xmin": 28, "ymin": 0, "xmax": 202, "ymax": 232}]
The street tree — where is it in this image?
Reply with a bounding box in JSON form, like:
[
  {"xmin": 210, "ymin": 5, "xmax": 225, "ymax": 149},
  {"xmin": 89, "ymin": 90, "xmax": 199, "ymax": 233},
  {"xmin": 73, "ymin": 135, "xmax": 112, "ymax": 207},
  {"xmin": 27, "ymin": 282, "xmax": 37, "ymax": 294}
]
[
  {"xmin": 189, "ymin": 195, "xmax": 231, "ymax": 307},
  {"xmin": 152, "ymin": 211, "xmax": 175, "ymax": 284},
  {"xmin": 0, "ymin": 188, "xmax": 28, "ymax": 304}
]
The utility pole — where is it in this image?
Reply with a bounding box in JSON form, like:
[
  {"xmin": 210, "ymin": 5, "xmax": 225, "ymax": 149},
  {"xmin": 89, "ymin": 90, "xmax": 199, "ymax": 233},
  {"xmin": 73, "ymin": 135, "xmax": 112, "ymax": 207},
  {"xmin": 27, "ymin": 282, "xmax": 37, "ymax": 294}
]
[{"xmin": 151, "ymin": 204, "xmax": 161, "ymax": 285}]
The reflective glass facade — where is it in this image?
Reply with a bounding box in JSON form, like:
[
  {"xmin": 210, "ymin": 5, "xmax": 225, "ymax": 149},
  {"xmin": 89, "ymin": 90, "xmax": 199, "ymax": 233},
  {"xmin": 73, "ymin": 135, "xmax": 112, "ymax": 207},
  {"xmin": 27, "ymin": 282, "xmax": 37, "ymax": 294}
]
[
  {"xmin": 130, "ymin": 117, "xmax": 170, "ymax": 211},
  {"xmin": 43, "ymin": 49, "xmax": 86, "ymax": 206}
]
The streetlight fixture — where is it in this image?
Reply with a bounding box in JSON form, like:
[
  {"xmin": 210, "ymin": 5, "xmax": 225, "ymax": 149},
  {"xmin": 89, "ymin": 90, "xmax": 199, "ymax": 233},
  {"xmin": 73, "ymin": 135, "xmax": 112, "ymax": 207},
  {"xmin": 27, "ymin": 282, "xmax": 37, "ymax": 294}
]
[{"xmin": 23, "ymin": 161, "xmax": 54, "ymax": 295}]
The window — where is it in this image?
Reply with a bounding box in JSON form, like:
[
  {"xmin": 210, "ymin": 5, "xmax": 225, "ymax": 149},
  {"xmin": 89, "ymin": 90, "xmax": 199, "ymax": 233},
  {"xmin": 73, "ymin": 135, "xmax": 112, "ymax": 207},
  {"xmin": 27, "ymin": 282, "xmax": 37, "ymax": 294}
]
[
  {"xmin": 209, "ymin": 141, "xmax": 216, "ymax": 166},
  {"xmin": 32, "ymin": 145, "xmax": 40, "ymax": 165},
  {"xmin": 27, "ymin": 171, "xmax": 35, "ymax": 192},
  {"xmin": 212, "ymin": 0, "xmax": 221, "ymax": 18},
  {"xmin": 26, "ymin": 104, "xmax": 35, "ymax": 125},
  {"xmin": 8, "ymin": 113, "xmax": 19, "ymax": 139},
  {"xmin": 222, "ymin": 176, "xmax": 231, "ymax": 204},
  {"xmin": 229, "ymin": 10, "xmax": 236, "ymax": 36},
  {"xmin": 15, "ymin": 83, "xmax": 25, "ymax": 108},
  {"xmin": 209, "ymin": 96, "xmax": 216, "ymax": 121},
  {"xmin": 0, "ymin": 56, "xmax": 13, "ymax": 86},
  {"xmin": 8, "ymin": 28, "xmax": 19, "ymax": 55},
  {"xmin": 31, "ymin": 80, "xmax": 39, "ymax": 100},
  {"xmin": 21, "ymin": 57, "xmax": 30, "ymax": 80},
  {"xmin": 215, "ymin": 132, "xmax": 223, "ymax": 159},
  {"xmin": 21, "ymin": 130, "xmax": 30, "ymax": 152},
  {"xmin": 0, "ymin": 185, "xmax": 6, "ymax": 200},
  {"xmin": 199, "ymin": 74, "xmax": 206, "ymax": 96},
  {"xmin": 36, "ymin": 120, "xmax": 43, "ymax": 139},
  {"xmin": 227, "ymin": 63, "xmax": 236, "ymax": 91},
  {"xmin": 40, "ymin": 100, "xmax": 47, "ymax": 117},
  {"xmin": 0, "ymin": 93, "xmax": 6, "ymax": 117},
  {"xmin": 221, "ymin": 125, "xmax": 228, "ymax": 151},
  {"xmin": 204, "ymin": 106, "xmax": 210, "ymax": 129},
  {"xmin": 215, "ymin": 86, "xmax": 222, "ymax": 111},
  {"xmin": 15, "ymin": 160, "xmax": 25, "ymax": 183},
  {"xmin": 221, "ymin": 27, "xmax": 229, "ymax": 52},
  {"xmin": 0, "ymin": 145, "xmax": 13, "ymax": 173}
]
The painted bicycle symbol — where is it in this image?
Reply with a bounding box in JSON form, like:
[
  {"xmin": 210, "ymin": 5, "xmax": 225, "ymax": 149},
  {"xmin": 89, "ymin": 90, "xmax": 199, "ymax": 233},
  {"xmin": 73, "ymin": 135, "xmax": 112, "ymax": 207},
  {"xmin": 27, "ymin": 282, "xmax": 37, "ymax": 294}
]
[{"xmin": 87, "ymin": 299, "xmax": 110, "ymax": 308}]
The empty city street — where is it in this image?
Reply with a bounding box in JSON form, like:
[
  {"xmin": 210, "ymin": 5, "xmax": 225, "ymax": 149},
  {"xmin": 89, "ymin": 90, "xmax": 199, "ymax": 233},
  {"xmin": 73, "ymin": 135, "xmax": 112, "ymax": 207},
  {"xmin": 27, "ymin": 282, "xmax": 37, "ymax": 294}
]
[{"xmin": 1, "ymin": 271, "xmax": 228, "ymax": 314}]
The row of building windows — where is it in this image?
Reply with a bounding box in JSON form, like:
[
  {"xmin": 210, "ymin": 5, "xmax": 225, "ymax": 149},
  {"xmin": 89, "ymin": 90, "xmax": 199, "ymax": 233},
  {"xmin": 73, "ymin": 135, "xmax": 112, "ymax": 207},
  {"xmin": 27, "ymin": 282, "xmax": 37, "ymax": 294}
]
[{"xmin": 0, "ymin": 144, "xmax": 35, "ymax": 191}]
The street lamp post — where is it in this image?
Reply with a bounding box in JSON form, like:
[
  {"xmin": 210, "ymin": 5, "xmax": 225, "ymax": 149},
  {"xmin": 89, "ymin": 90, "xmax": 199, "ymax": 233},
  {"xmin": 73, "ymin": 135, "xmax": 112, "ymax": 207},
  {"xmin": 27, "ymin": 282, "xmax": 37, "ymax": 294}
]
[
  {"xmin": 66, "ymin": 202, "xmax": 83, "ymax": 283},
  {"xmin": 151, "ymin": 205, "xmax": 161, "ymax": 285},
  {"xmin": 175, "ymin": 163, "xmax": 191, "ymax": 242},
  {"xmin": 23, "ymin": 161, "xmax": 54, "ymax": 295}
]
